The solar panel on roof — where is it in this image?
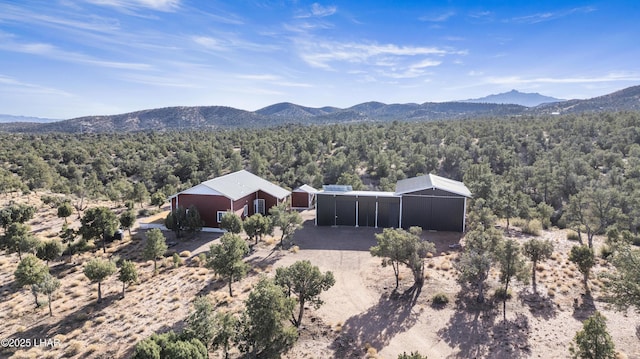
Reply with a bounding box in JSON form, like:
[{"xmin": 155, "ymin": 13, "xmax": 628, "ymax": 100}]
[{"xmin": 322, "ymin": 184, "xmax": 353, "ymax": 192}]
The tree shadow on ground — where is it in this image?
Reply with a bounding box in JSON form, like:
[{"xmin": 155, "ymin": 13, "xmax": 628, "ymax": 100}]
[
  {"xmin": 518, "ymin": 289, "xmax": 558, "ymax": 320},
  {"xmin": 331, "ymin": 285, "xmax": 421, "ymax": 358},
  {"xmin": 439, "ymin": 290, "xmax": 532, "ymax": 359},
  {"xmin": 572, "ymin": 291, "xmax": 596, "ymax": 321},
  {"xmin": 438, "ymin": 293, "xmax": 498, "ymax": 359}
]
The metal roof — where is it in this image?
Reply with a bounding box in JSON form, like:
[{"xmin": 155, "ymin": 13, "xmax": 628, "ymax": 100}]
[
  {"xmin": 317, "ymin": 189, "xmax": 398, "ymax": 198},
  {"xmin": 176, "ymin": 170, "xmax": 290, "ymax": 201},
  {"xmin": 395, "ymin": 173, "xmax": 472, "ymax": 197},
  {"xmin": 293, "ymin": 184, "xmax": 319, "ymax": 194}
]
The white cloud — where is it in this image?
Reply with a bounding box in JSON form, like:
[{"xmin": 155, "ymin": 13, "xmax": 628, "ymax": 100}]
[
  {"xmin": 509, "ymin": 6, "xmax": 596, "ymax": 24},
  {"xmin": 311, "ymin": 3, "xmax": 337, "ymax": 17},
  {"xmin": 0, "ymin": 74, "xmax": 73, "ymax": 96},
  {"xmin": 0, "ymin": 40, "xmax": 151, "ymax": 70},
  {"xmin": 296, "ymin": 3, "xmax": 337, "ymax": 18},
  {"xmin": 296, "ymin": 39, "xmax": 462, "ymax": 78},
  {"xmin": 84, "ymin": 0, "xmax": 181, "ymax": 12},
  {"xmin": 419, "ymin": 11, "xmax": 455, "ymax": 22}
]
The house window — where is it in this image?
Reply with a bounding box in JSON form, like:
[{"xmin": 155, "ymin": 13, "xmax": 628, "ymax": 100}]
[
  {"xmin": 243, "ymin": 204, "xmax": 249, "ymax": 217},
  {"xmin": 217, "ymin": 211, "xmax": 226, "ymax": 223}
]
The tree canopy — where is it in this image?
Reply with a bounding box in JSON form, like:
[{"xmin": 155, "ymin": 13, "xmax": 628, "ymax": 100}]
[
  {"xmin": 275, "ymin": 260, "xmax": 335, "ymax": 327},
  {"xmin": 370, "ymin": 227, "xmax": 435, "ymax": 290},
  {"xmin": 207, "ymin": 233, "xmax": 249, "ymax": 297}
]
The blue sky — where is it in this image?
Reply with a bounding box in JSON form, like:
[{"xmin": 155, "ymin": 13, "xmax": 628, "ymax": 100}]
[{"xmin": 1, "ymin": 0, "xmax": 639, "ymax": 119}]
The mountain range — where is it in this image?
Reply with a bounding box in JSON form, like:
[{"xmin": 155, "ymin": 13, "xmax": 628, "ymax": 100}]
[
  {"xmin": 1, "ymin": 86, "xmax": 639, "ymax": 133},
  {"xmin": 461, "ymin": 89, "xmax": 563, "ymax": 107}
]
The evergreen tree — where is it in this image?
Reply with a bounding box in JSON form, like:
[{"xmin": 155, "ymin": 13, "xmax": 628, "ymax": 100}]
[
  {"xmin": 207, "ymin": 233, "xmax": 249, "ymax": 297},
  {"xmin": 14, "ymin": 254, "xmax": 49, "ymax": 308},
  {"xmin": 275, "ymin": 260, "xmax": 335, "ymax": 327},
  {"xmin": 523, "ymin": 238, "xmax": 554, "ymax": 294},
  {"xmin": 83, "ymin": 258, "xmax": 117, "ymax": 303},
  {"xmin": 143, "ymin": 228, "xmax": 168, "ymax": 273},
  {"xmin": 569, "ymin": 311, "xmax": 616, "ymax": 359}
]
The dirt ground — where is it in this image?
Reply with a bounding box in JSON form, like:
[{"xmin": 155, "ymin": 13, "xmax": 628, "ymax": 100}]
[{"xmin": 1, "ymin": 199, "xmax": 640, "ymax": 359}]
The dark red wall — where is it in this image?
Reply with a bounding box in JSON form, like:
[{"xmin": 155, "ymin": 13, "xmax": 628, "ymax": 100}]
[
  {"xmin": 291, "ymin": 192, "xmax": 309, "ymax": 208},
  {"xmin": 174, "ymin": 193, "xmax": 231, "ymax": 227}
]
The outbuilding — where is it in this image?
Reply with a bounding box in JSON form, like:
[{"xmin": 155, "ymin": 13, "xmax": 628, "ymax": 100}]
[
  {"xmin": 169, "ymin": 170, "xmax": 290, "ymax": 228},
  {"xmin": 315, "ymin": 174, "xmax": 471, "ymax": 232},
  {"xmin": 291, "ymin": 184, "xmax": 319, "ymax": 209}
]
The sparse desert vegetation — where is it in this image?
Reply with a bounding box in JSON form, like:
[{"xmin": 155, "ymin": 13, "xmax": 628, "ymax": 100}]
[{"xmin": 2, "ymin": 112, "xmax": 640, "ymax": 358}]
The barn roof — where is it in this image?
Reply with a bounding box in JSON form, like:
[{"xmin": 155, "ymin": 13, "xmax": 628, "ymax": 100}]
[
  {"xmin": 293, "ymin": 184, "xmax": 319, "ymax": 194},
  {"xmin": 174, "ymin": 170, "xmax": 290, "ymax": 201},
  {"xmin": 395, "ymin": 174, "xmax": 472, "ymax": 197}
]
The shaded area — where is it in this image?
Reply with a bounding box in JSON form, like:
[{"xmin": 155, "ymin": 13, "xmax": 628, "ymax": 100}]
[
  {"xmin": 439, "ymin": 291, "xmax": 532, "ymax": 359},
  {"xmin": 294, "ymin": 224, "xmax": 380, "ymax": 251},
  {"xmin": 572, "ymin": 292, "xmax": 596, "ymax": 320},
  {"xmin": 438, "ymin": 294, "xmax": 497, "ymax": 359},
  {"xmin": 331, "ymin": 287, "xmax": 421, "ymax": 358},
  {"xmin": 293, "ymin": 222, "xmax": 462, "ymax": 255},
  {"xmin": 518, "ymin": 290, "xmax": 558, "ymax": 320}
]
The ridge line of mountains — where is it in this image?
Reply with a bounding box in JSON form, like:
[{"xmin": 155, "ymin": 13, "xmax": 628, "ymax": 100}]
[{"xmin": 2, "ymin": 85, "xmax": 640, "ymax": 133}]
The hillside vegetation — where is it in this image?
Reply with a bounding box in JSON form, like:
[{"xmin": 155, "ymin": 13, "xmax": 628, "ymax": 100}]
[{"xmin": 3, "ymin": 111, "xmax": 640, "ymax": 357}]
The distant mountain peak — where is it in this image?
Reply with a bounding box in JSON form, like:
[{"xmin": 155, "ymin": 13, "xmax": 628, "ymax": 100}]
[{"xmin": 462, "ymin": 90, "xmax": 563, "ymax": 107}]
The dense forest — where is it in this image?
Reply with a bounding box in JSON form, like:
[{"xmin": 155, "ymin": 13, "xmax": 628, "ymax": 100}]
[{"xmin": 3, "ymin": 111, "xmax": 640, "ymax": 234}]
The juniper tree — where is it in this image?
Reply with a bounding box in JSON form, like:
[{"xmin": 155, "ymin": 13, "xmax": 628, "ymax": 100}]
[
  {"xmin": 14, "ymin": 254, "xmax": 49, "ymax": 308},
  {"xmin": 83, "ymin": 258, "xmax": 116, "ymax": 303},
  {"xmin": 207, "ymin": 233, "xmax": 249, "ymax": 297},
  {"xmin": 275, "ymin": 260, "xmax": 335, "ymax": 327},
  {"xmin": 523, "ymin": 238, "xmax": 554, "ymax": 293},
  {"xmin": 143, "ymin": 228, "xmax": 168, "ymax": 273}
]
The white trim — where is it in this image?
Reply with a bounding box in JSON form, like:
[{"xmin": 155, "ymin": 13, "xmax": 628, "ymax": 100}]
[
  {"xmin": 217, "ymin": 211, "xmax": 226, "ymax": 223},
  {"xmin": 355, "ymin": 199, "xmax": 359, "ymax": 227}
]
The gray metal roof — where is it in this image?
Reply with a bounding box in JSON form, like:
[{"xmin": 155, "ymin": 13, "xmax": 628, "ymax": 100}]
[
  {"xmin": 293, "ymin": 184, "xmax": 319, "ymax": 194},
  {"xmin": 178, "ymin": 170, "xmax": 290, "ymax": 201},
  {"xmin": 395, "ymin": 174, "xmax": 472, "ymax": 197}
]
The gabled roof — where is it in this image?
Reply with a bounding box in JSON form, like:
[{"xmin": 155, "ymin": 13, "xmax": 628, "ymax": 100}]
[
  {"xmin": 395, "ymin": 173, "xmax": 472, "ymax": 197},
  {"xmin": 293, "ymin": 184, "xmax": 319, "ymax": 194},
  {"xmin": 174, "ymin": 170, "xmax": 290, "ymax": 201}
]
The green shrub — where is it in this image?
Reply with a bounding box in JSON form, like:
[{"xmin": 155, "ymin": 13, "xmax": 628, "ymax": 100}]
[
  {"xmin": 522, "ymin": 219, "xmax": 542, "ymax": 236},
  {"xmin": 567, "ymin": 230, "xmax": 581, "ymax": 241},
  {"xmin": 172, "ymin": 253, "xmax": 183, "ymax": 268},
  {"xmin": 494, "ymin": 288, "xmax": 512, "ymax": 300},
  {"xmin": 511, "ymin": 218, "xmax": 527, "ymax": 228},
  {"xmin": 599, "ymin": 245, "xmax": 613, "ymax": 259},
  {"xmin": 432, "ymin": 293, "xmax": 449, "ymax": 306}
]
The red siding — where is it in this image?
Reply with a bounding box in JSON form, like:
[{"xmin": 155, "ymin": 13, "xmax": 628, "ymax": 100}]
[
  {"xmin": 291, "ymin": 192, "xmax": 309, "ymax": 208},
  {"xmin": 174, "ymin": 193, "xmax": 231, "ymax": 227},
  {"xmin": 172, "ymin": 191, "xmax": 290, "ymax": 228},
  {"xmin": 257, "ymin": 190, "xmax": 281, "ymax": 213},
  {"xmin": 232, "ymin": 192, "xmax": 257, "ymax": 219}
]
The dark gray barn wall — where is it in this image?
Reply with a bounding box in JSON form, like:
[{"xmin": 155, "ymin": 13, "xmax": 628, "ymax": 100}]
[
  {"xmin": 401, "ymin": 196, "xmax": 433, "ymax": 229},
  {"xmin": 377, "ymin": 197, "xmax": 400, "ymax": 228},
  {"xmin": 316, "ymin": 194, "xmax": 336, "ymax": 226},
  {"xmin": 430, "ymin": 197, "xmax": 465, "ymax": 231},
  {"xmin": 335, "ymin": 196, "xmax": 357, "ymax": 226},
  {"xmin": 401, "ymin": 192, "xmax": 466, "ymax": 231},
  {"xmin": 358, "ymin": 197, "xmax": 377, "ymax": 227}
]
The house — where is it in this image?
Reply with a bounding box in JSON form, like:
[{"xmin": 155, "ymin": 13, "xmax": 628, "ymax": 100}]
[
  {"xmin": 169, "ymin": 170, "xmax": 291, "ymax": 228},
  {"xmin": 315, "ymin": 174, "xmax": 471, "ymax": 232},
  {"xmin": 291, "ymin": 184, "xmax": 319, "ymax": 209}
]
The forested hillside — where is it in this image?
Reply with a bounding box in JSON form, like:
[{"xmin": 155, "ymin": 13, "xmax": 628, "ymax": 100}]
[{"xmin": 2, "ymin": 111, "xmax": 640, "ymax": 236}]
